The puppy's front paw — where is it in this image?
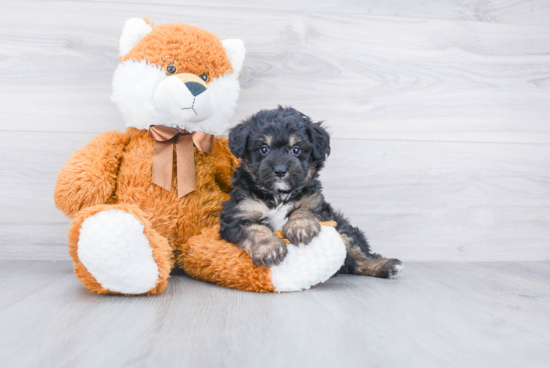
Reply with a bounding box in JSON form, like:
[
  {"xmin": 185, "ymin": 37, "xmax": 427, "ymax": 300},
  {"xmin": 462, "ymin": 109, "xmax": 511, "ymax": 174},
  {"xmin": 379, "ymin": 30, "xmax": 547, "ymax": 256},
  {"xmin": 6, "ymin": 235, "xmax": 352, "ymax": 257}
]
[
  {"xmin": 250, "ymin": 237, "xmax": 288, "ymax": 268},
  {"xmin": 283, "ymin": 210, "xmax": 320, "ymax": 246}
]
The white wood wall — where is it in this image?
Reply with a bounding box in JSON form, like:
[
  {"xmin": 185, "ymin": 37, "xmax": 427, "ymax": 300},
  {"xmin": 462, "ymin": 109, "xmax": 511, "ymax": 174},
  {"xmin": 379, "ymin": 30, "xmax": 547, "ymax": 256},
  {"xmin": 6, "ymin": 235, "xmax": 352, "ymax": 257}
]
[{"xmin": 1, "ymin": 0, "xmax": 549, "ymax": 261}]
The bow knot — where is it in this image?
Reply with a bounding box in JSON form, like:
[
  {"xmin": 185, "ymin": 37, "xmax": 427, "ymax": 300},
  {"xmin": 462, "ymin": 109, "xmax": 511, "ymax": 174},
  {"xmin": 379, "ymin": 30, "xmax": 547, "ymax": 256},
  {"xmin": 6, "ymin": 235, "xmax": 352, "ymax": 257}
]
[{"xmin": 148, "ymin": 125, "xmax": 214, "ymax": 198}]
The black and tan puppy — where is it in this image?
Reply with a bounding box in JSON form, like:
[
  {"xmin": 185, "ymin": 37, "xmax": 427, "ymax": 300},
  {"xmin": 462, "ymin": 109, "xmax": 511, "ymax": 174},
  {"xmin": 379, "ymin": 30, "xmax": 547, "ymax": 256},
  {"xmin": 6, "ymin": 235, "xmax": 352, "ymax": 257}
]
[{"xmin": 219, "ymin": 106, "xmax": 403, "ymax": 278}]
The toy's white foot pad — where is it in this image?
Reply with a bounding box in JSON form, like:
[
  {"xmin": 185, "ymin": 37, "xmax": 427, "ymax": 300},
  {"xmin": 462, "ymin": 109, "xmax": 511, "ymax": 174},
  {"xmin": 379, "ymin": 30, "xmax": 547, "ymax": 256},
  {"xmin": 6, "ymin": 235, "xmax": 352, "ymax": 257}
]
[
  {"xmin": 271, "ymin": 226, "xmax": 347, "ymax": 292},
  {"xmin": 78, "ymin": 209, "xmax": 159, "ymax": 294}
]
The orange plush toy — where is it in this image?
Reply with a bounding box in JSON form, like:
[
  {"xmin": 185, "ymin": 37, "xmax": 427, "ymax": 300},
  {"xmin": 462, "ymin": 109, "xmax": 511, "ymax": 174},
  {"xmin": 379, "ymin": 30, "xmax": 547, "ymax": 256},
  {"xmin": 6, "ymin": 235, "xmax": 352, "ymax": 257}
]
[{"xmin": 54, "ymin": 18, "xmax": 346, "ymax": 295}]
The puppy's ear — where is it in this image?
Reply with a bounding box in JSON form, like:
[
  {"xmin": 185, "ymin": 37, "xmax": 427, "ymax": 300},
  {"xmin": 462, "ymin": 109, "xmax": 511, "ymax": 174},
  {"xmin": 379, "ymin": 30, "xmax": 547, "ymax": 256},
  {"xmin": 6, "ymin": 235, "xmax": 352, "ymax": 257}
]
[
  {"xmin": 306, "ymin": 122, "xmax": 331, "ymax": 163},
  {"xmin": 228, "ymin": 121, "xmax": 252, "ymax": 158}
]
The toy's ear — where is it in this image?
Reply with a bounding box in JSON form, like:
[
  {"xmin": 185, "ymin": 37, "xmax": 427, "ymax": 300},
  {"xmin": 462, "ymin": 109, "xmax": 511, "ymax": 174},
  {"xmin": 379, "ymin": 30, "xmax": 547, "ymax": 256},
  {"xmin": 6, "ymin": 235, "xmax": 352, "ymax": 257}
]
[
  {"xmin": 119, "ymin": 18, "xmax": 153, "ymax": 58},
  {"xmin": 222, "ymin": 39, "xmax": 246, "ymax": 74},
  {"xmin": 306, "ymin": 121, "xmax": 331, "ymax": 164},
  {"xmin": 228, "ymin": 120, "xmax": 252, "ymax": 158}
]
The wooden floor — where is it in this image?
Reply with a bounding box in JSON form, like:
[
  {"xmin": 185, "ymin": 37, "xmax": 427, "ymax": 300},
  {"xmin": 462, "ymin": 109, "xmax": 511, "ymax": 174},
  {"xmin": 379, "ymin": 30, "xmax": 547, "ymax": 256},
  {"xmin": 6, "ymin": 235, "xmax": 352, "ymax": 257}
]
[
  {"xmin": 0, "ymin": 1, "xmax": 548, "ymax": 367},
  {"xmin": 0, "ymin": 261, "xmax": 548, "ymax": 368},
  {"xmin": 1, "ymin": 1, "xmax": 548, "ymax": 365}
]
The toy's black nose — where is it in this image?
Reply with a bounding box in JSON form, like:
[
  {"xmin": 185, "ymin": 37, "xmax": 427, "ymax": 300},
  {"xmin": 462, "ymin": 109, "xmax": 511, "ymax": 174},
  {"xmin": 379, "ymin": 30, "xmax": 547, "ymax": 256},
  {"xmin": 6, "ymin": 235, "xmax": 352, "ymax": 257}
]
[
  {"xmin": 185, "ymin": 82, "xmax": 207, "ymax": 97},
  {"xmin": 274, "ymin": 165, "xmax": 287, "ymax": 178}
]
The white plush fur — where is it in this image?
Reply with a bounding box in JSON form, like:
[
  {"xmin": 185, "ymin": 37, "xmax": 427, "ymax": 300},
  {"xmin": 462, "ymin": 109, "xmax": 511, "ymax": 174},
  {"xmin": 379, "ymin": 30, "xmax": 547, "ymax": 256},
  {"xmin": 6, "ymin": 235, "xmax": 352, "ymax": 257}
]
[
  {"xmin": 119, "ymin": 18, "xmax": 152, "ymax": 58},
  {"xmin": 256, "ymin": 202, "xmax": 347, "ymax": 292},
  {"xmin": 111, "ymin": 59, "xmax": 241, "ymax": 136},
  {"xmin": 271, "ymin": 226, "xmax": 347, "ymax": 292},
  {"xmin": 222, "ymin": 39, "xmax": 246, "ymax": 74},
  {"xmin": 153, "ymin": 76, "xmax": 216, "ymax": 123},
  {"xmin": 77, "ymin": 209, "xmax": 159, "ymax": 294},
  {"xmin": 111, "ymin": 21, "xmax": 347, "ymax": 293}
]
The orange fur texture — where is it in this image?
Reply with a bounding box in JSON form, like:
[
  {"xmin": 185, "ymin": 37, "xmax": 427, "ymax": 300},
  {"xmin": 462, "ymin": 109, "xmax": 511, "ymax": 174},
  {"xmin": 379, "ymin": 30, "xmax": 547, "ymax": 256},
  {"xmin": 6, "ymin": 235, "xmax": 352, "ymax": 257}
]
[
  {"xmin": 55, "ymin": 128, "xmax": 267, "ymax": 293},
  {"xmin": 122, "ymin": 23, "xmax": 233, "ymax": 80},
  {"xmin": 67, "ymin": 203, "xmax": 174, "ymax": 295},
  {"xmin": 181, "ymin": 226, "xmax": 274, "ymax": 292},
  {"xmin": 54, "ymin": 22, "xmax": 273, "ymax": 294}
]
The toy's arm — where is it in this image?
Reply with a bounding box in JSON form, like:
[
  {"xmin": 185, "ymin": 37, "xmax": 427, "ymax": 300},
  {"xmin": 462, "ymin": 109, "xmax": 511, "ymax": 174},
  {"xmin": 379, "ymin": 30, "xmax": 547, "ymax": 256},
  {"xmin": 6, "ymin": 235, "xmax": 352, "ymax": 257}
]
[
  {"xmin": 211, "ymin": 137, "xmax": 239, "ymax": 193},
  {"xmin": 54, "ymin": 131, "xmax": 127, "ymax": 218}
]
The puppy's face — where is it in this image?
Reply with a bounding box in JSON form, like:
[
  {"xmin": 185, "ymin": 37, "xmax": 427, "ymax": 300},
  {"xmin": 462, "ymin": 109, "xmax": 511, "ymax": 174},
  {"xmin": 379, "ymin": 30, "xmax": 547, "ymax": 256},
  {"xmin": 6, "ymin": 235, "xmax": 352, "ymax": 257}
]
[
  {"xmin": 248, "ymin": 127, "xmax": 311, "ymax": 194},
  {"xmin": 229, "ymin": 107, "xmax": 330, "ymax": 194}
]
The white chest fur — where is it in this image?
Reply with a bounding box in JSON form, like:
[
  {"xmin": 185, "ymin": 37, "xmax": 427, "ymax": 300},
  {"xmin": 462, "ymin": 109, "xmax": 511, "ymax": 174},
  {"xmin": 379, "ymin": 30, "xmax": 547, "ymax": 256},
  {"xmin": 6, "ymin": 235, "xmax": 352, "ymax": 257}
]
[{"xmin": 263, "ymin": 203, "xmax": 292, "ymax": 231}]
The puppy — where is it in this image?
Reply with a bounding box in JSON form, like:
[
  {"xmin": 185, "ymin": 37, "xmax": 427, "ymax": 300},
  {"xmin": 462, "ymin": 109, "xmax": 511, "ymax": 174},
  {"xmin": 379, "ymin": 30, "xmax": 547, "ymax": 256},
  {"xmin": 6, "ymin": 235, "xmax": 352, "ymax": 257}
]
[{"xmin": 219, "ymin": 106, "xmax": 403, "ymax": 278}]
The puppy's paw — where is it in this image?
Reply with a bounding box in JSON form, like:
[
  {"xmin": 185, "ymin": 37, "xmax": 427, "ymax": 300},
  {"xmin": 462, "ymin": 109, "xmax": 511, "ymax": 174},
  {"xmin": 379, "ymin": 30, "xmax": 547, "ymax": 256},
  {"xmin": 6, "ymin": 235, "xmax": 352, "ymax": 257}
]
[
  {"xmin": 283, "ymin": 210, "xmax": 320, "ymax": 246},
  {"xmin": 250, "ymin": 237, "xmax": 288, "ymax": 268},
  {"xmin": 380, "ymin": 258, "xmax": 403, "ymax": 279}
]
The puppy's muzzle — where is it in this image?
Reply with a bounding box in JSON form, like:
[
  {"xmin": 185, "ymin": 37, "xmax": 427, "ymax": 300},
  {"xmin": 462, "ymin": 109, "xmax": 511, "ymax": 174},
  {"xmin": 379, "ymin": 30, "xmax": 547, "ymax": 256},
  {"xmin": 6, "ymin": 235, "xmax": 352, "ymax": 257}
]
[
  {"xmin": 154, "ymin": 73, "xmax": 216, "ymax": 123},
  {"xmin": 274, "ymin": 165, "xmax": 288, "ymax": 178}
]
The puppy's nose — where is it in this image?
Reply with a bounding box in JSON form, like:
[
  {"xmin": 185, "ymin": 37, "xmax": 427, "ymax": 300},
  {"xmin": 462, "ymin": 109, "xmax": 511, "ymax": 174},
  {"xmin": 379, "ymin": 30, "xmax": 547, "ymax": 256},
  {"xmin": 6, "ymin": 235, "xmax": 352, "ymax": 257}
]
[
  {"xmin": 185, "ymin": 82, "xmax": 207, "ymax": 97},
  {"xmin": 274, "ymin": 166, "xmax": 287, "ymax": 178}
]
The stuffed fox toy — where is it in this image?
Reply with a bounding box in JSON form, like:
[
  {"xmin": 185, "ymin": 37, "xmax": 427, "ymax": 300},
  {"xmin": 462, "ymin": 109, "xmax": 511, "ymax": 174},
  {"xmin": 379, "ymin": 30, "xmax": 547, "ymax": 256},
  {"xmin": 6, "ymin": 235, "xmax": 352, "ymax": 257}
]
[{"xmin": 54, "ymin": 18, "xmax": 346, "ymax": 295}]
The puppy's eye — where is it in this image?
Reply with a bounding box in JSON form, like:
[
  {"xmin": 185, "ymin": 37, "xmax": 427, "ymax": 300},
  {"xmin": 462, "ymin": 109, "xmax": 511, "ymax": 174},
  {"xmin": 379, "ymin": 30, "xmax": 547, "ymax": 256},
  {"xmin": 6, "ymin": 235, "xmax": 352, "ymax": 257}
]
[
  {"xmin": 291, "ymin": 146, "xmax": 301, "ymax": 156},
  {"xmin": 260, "ymin": 145, "xmax": 270, "ymax": 155},
  {"xmin": 199, "ymin": 73, "xmax": 209, "ymax": 82},
  {"xmin": 166, "ymin": 64, "xmax": 177, "ymax": 75}
]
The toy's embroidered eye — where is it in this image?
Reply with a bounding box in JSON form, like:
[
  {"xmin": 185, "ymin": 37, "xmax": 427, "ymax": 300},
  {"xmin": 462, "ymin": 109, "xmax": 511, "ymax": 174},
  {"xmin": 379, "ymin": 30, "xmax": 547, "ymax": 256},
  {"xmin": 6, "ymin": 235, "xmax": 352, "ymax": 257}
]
[
  {"xmin": 260, "ymin": 145, "xmax": 270, "ymax": 155},
  {"xmin": 291, "ymin": 146, "xmax": 301, "ymax": 156},
  {"xmin": 199, "ymin": 73, "xmax": 209, "ymax": 82},
  {"xmin": 166, "ymin": 64, "xmax": 177, "ymax": 75}
]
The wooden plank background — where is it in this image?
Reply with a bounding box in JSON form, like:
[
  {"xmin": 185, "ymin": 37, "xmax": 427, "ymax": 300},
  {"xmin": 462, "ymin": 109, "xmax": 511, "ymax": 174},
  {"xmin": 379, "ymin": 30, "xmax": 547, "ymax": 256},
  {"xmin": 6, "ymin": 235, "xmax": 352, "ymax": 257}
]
[{"xmin": 0, "ymin": 0, "xmax": 549, "ymax": 261}]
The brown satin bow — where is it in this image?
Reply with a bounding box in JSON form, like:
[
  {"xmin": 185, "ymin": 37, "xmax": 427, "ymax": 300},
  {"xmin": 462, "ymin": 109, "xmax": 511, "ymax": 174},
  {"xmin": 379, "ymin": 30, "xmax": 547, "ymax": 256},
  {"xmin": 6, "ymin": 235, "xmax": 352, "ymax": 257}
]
[{"xmin": 148, "ymin": 125, "xmax": 214, "ymax": 198}]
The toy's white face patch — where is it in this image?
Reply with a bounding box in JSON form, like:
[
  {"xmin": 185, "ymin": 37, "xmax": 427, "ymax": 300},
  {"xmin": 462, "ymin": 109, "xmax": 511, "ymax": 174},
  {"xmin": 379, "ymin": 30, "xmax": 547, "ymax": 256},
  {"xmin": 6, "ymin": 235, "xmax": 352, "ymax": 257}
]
[
  {"xmin": 111, "ymin": 59, "xmax": 241, "ymax": 136},
  {"xmin": 153, "ymin": 75, "xmax": 216, "ymax": 123}
]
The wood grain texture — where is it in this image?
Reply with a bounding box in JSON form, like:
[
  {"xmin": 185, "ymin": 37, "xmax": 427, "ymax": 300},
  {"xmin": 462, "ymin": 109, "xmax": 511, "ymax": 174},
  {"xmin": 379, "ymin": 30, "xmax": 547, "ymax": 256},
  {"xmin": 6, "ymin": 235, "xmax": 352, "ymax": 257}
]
[
  {"xmin": 322, "ymin": 139, "xmax": 550, "ymax": 262},
  {"xmin": 0, "ymin": 0, "xmax": 549, "ymax": 261},
  {"xmin": 0, "ymin": 1, "xmax": 549, "ymax": 143},
  {"xmin": 0, "ymin": 225, "xmax": 70, "ymax": 261},
  {"xmin": 0, "ymin": 260, "xmax": 72, "ymax": 311},
  {"xmin": 1, "ymin": 131, "xmax": 549, "ymax": 262},
  {"xmin": 0, "ymin": 261, "xmax": 549, "ymax": 368},
  {"xmin": 53, "ymin": 0, "xmax": 550, "ymax": 26}
]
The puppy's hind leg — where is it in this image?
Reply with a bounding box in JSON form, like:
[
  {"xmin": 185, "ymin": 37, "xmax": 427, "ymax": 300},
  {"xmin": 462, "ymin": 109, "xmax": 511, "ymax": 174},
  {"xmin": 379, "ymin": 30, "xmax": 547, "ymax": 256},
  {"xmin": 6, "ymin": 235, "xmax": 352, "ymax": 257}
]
[
  {"xmin": 346, "ymin": 247, "xmax": 403, "ymax": 278},
  {"xmin": 339, "ymin": 226, "xmax": 403, "ymax": 279}
]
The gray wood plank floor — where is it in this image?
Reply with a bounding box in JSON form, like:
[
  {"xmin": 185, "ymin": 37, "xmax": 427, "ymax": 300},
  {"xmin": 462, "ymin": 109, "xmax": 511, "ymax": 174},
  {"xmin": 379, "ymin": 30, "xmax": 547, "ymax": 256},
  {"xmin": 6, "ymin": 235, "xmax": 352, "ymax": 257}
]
[{"xmin": 0, "ymin": 261, "xmax": 549, "ymax": 368}]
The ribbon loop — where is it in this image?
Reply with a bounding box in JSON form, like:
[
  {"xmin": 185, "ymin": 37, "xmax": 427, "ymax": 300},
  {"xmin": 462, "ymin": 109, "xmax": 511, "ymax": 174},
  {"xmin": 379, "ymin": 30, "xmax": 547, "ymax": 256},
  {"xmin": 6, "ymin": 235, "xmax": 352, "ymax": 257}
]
[
  {"xmin": 148, "ymin": 125, "xmax": 215, "ymax": 198},
  {"xmin": 148, "ymin": 125, "xmax": 179, "ymax": 142}
]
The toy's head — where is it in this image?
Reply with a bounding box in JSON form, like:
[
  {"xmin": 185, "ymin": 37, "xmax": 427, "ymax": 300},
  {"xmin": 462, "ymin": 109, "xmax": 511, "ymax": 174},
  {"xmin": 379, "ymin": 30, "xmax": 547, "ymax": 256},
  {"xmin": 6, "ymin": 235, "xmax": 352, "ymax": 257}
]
[{"xmin": 111, "ymin": 18, "xmax": 245, "ymax": 136}]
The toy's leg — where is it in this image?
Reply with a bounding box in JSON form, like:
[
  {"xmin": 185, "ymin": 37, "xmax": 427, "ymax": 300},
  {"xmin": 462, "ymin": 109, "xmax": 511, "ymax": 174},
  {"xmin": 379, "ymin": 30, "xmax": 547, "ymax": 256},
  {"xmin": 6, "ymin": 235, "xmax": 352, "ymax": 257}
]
[
  {"xmin": 176, "ymin": 226, "xmax": 275, "ymax": 292},
  {"xmin": 68, "ymin": 204, "xmax": 174, "ymax": 295}
]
